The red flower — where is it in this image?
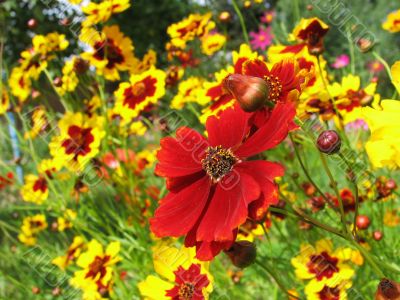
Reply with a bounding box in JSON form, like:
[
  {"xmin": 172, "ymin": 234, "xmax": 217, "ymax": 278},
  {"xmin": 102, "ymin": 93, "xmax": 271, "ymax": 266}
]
[{"xmin": 150, "ymin": 103, "xmax": 296, "ymax": 260}]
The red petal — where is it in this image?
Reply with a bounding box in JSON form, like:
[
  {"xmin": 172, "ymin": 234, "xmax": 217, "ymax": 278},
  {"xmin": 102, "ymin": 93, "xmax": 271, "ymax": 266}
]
[
  {"xmin": 242, "ymin": 59, "xmax": 270, "ymax": 78},
  {"xmin": 196, "ymin": 171, "xmax": 260, "ymax": 242},
  {"xmin": 206, "ymin": 105, "xmax": 251, "ymax": 150},
  {"xmin": 150, "ymin": 176, "xmax": 211, "ymax": 237},
  {"xmin": 166, "ymin": 171, "xmax": 205, "ymax": 192},
  {"xmin": 155, "ymin": 127, "xmax": 208, "ymax": 178},
  {"xmin": 235, "ymin": 102, "xmax": 296, "ymax": 158}
]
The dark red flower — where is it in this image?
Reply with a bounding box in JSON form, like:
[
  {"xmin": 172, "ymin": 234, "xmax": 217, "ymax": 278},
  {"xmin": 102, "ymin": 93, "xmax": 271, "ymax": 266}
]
[{"xmin": 150, "ymin": 103, "xmax": 296, "ymax": 260}]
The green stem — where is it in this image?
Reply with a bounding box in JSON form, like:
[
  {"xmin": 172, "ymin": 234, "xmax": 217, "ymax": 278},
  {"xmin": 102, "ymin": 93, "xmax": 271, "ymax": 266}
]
[
  {"xmin": 231, "ymin": 0, "xmax": 249, "ymax": 45},
  {"xmin": 254, "ymin": 260, "xmax": 300, "ymax": 299},
  {"xmin": 372, "ymin": 51, "xmax": 392, "ymax": 81}
]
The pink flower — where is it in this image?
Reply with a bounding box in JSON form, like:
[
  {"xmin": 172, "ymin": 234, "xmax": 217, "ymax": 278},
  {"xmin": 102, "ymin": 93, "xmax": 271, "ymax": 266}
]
[
  {"xmin": 367, "ymin": 60, "xmax": 384, "ymax": 74},
  {"xmin": 331, "ymin": 54, "xmax": 350, "ymax": 69},
  {"xmin": 249, "ymin": 27, "xmax": 273, "ymax": 51},
  {"xmin": 345, "ymin": 119, "xmax": 368, "ymax": 131}
]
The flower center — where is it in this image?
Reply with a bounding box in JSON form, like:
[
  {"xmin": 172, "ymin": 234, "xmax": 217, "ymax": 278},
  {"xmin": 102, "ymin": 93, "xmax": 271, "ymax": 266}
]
[
  {"xmin": 202, "ymin": 146, "xmax": 238, "ymax": 182},
  {"xmin": 307, "ymin": 251, "xmax": 339, "ymax": 280},
  {"xmin": 94, "ymin": 39, "xmax": 124, "ymax": 69},
  {"xmin": 318, "ymin": 285, "xmax": 340, "ymax": 300},
  {"xmin": 132, "ymin": 82, "xmax": 146, "ymax": 97},
  {"xmin": 178, "ymin": 282, "xmax": 195, "ymax": 300},
  {"xmin": 264, "ymin": 75, "xmax": 282, "ymax": 103},
  {"xmin": 61, "ymin": 125, "xmax": 95, "ymax": 159},
  {"xmin": 86, "ymin": 255, "xmax": 110, "ymax": 279}
]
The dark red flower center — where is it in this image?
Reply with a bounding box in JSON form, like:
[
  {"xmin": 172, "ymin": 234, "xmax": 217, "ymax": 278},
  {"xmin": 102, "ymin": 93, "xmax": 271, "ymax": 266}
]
[
  {"xmin": 307, "ymin": 251, "xmax": 339, "ymax": 280},
  {"xmin": 93, "ymin": 39, "xmax": 124, "ymax": 69},
  {"xmin": 178, "ymin": 282, "xmax": 195, "ymax": 300},
  {"xmin": 85, "ymin": 255, "xmax": 110, "ymax": 280},
  {"xmin": 61, "ymin": 125, "xmax": 95, "ymax": 160},
  {"xmin": 201, "ymin": 146, "xmax": 238, "ymax": 182},
  {"xmin": 264, "ymin": 75, "xmax": 282, "ymax": 103},
  {"xmin": 33, "ymin": 177, "xmax": 47, "ymax": 193},
  {"xmin": 317, "ymin": 285, "xmax": 340, "ymax": 300},
  {"xmin": 123, "ymin": 76, "xmax": 157, "ymax": 110},
  {"xmin": 30, "ymin": 220, "xmax": 43, "ymax": 228}
]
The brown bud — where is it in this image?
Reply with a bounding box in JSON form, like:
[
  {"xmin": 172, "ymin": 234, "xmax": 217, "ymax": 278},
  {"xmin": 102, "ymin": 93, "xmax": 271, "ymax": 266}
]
[
  {"xmin": 357, "ymin": 38, "xmax": 374, "ymax": 53},
  {"xmin": 225, "ymin": 241, "xmax": 257, "ymax": 268},
  {"xmin": 27, "ymin": 19, "xmax": 37, "ymax": 29},
  {"xmin": 306, "ymin": 4, "xmax": 313, "ymax": 10},
  {"xmin": 316, "ymin": 130, "xmax": 341, "ymax": 154},
  {"xmin": 219, "ymin": 11, "xmax": 231, "ymax": 23},
  {"xmin": 53, "ymin": 77, "xmax": 63, "ymax": 87},
  {"xmin": 32, "ymin": 287, "xmax": 41, "ymax": 294},
  {"xmin": 223, "ymin": 74, "xmax": 269, "ymax": 112},
  {"xmin": 52, "ymin": 287, "xmax": 62, "ymax": 296},
  {"xmin": 376, "ymin": 278, "xmax": 400, "ymax": 300},
  {"xmin": 373, "ymin": 231, "xmax": 383, "ymax": 241},
  {"xmin": 356, "ymin": 215, "xmax": 370, "ymax": 230}
]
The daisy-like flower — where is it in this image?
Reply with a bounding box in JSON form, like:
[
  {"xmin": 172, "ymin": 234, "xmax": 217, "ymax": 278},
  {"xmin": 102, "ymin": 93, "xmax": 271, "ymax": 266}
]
[
  {"xmin": 80, "ymin": 26, "xmax": 135, "ymax": 81},
  {"xmin": 382, "ymin": 9, "xmax": 400, "ymax": 33},
  {"xmin": 291, "ymin": 17, "xmax": 329, "ymax": 54},
  {"xmin": 331, "ymin": 54, "xmax": 350, "ymax": 69},
  {"xmin": 130, "ymin": 49, "xmax": 157, "ymax": 75},
  {"xmin": 18, "ymin": 214, "xmax": 48, "ymax": 246},
  {"xmin": 24, "ymin": 106, "xmax": 49, "ymax": 140},
  {"xmin": 138, "ymin": 243, "xmax": 213, "ymax": 299},
  {"xmin": 20, "ymin": 174, "xmax": 49, "ymax": 204},
  {"xmin": 150, "ymin": 103, "xmax": 296, "ymax": 260},
  {"xmin": 52, "ymin": 236, "xmax": 86, "ymax": 270},
  {"xmin": 113, "ymin": 67, "xmax": 166, "ymax": 122},
  {"xmin": 201, "ymin": 32, "xmax": 226, "ymax": 56},
  {"xmin": 249, "ymin": 26, "xmax": 273, "ymax": 51},
  {"xmin": 70, "ymin": 240, "xmax": 121, "ymax": 300},
  {"xmin": 167, "ymin": 13, "xmax": 215, "ymax": 49},
  {"xmin": 362, "ymin": 100, "xmax": 400, "ymax": 169},
  {"xmin": 0, "ymin": 89, "xmax": 9, "ymax": 115},
  {"xmin": 49, "ymin": 112, "xmax": 105, "ymax": 172},
  {"xmin": 9, "ymin": 67, "xmax": 32, "ymax": 103},
  {"xmin": 82, "ymin": 0, "xmax": 130, "ymax": 27},
  {"xmin": 57, "ymin": 209, "xmax": 77, "ymax": 231},
  {"xmin": 305, "ymin": 280, "xmax": 352, "ymax": 300},
  {"xmin": 56, "ymin": 58, "xmax": 80, "ymax": 96},
  {"xmin": 291, "ymin": 239, "xmax": 361, "ymax": 292},
  {"xmin": 170, "ymin": 76, "xmax": 204, "ymax": 110}
]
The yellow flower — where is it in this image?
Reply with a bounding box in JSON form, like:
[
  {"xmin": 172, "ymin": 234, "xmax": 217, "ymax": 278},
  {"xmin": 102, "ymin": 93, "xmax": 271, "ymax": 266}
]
[
  {"xmin": 382, "ymin": 9, "xmax": 400, "ymax": 33},
  {"xmin": 20, "ymin": 174, "xmax": 49, "ymax": 204},
  {"xmin": 9, "ymin": 67, "xmax": 32, "ymax": 103},
  {"xmin": 80, "ymin": 26, "xmax": 135, "ymax": 81},
  {"xmin": 167, "ymin": 13, "xmax": 215, "ymax": 49},
  {"xmin": 24, "ymin": 106, "xmax": 48, "ymax": 140},
  {"xmin": 201, "ymin": 33, "xmax": 226, "ymax": 56},
  {"xmin": 391, "ymin": 61, "xmax": 400, "ymax": 93},
  {"xmin": 384, "ymin": 208, "xmax": 400, "ymax": 226},
  {"xmin": 291, "ymin": 239, "xmax": 357, "ymax": 291},
  {"xmin": 57, "ymin": 209, "xmax": 77, "ymax": 231},
  {"xmin": 0, "ymin": 88, "xmax": 9, "ymax": 115},
  {"xmin": 70, "ymin": 240, "xmax": 121, "ymax": 299},
  {"xmin": 128, "ymin": 121, "xmax": 147, "ymax": 136},
  {"xmin": 33, "ymin": 32, "xmax": 69, "ymax": 54},
  {"xmin": 49, "ymin": 112, "xmax": 105, "ymax": 172},
  {"xmin": 237, "ymin": 219, "xmax": 264, "ymax": 242},
  {"xmin": 170, "ymin": 76, "xmax": 204, "ymax": 110},
  {"xmin": 18, "ymin": 214, "xmax": 48, "ymax": 246},
  {"xmin": 82, "ymin": 0, "xmax": 130, "ymax": 27},
  {"xmin": 113, "ymin": 67, "xmax": 166, "ymax": 122},
  {"xmin": 130, "ymin": 49, "xmax": 157, "ymax": 75},
  {"xmin": 305, "ymin": 280, "xmax": 352, "ymax": 300},
  {"xmin": 56, "ymin": 59, "xmax": 79, "ymax": 96},
  {"xmin": 138, "ymin": 242, "xmax": 213, "ymax": 300},
  {"xmin": 362, "ymin": 100, "xmax": 400, "ymax": 168},
  {"xmin": 53, "ymin": 236, "xmax": 85, "ymax": 270},
  {"xmin": 84, "ymin": 95, "xmax": 102, "ymax": 116}
]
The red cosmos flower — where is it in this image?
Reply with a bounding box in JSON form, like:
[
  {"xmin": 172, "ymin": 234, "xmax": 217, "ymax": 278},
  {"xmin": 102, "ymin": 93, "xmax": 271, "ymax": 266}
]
[
  {"xmin": 166, "ymin": 264, "xmax": 210, "ymax": 300},
  {"xmin": 150, "ymin": 102, "xmax": 296, "ymax": 260}
]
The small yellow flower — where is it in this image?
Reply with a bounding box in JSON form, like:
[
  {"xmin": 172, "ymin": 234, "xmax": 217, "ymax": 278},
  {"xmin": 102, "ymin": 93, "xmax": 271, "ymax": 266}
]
[
  {"xmin": 170, "ymin": 76, "xmax": 204, "ymax": 110},
  {"xmin": 0, "ymin": 88, "xmax": 9, "ymax": 115},
  {"xmin": 56, "ymin": 59, "xmax": 79, "ymax": 96},
  {"xmin": 24, "ymin": 106, "xmax": 48, "ymax": 140},
  {"xmin": 9, "ymin": 67, "xmax": 32, "ymax": 103},
  {"xmin": 130, "ymin": 49, "xmax": 157, "ymax": 75},
  {"xmin": 82, "ymin": 0, "xmax": 130, "ymax": 27},
  {"xmin": 53, "ymin": 236, "xmax": 85, "ymax": 270},
  {"xmin": 57, "ymin": 209, "xmax": 77, "ymax": 231},
  {"xmin": 201, "ymin": 33, "xmax": 226, "ymax": 56},
  {"xmin": 20, "ymin": 174, "xmax": 49, "ymax": 204},
  {"xmin": 305, "ymin": 280, "xmax": 352, "ymax": 300},
  {"xmin": 18, "ymin": 214, "xmax": 48, "ymax": 246},
  {"xmin": 382, "ymin": 9, "xmax": 400, "ymax": 33}
]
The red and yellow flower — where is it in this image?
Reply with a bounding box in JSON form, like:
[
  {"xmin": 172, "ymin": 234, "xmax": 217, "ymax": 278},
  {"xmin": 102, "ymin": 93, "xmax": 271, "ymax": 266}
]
[
  {"xmin": 70, "ymin": 240, "xmax": 121, "ymax": 300},
  {"xmin": 0, "ymin": 88, "xmax": 9, "ymax": 115},
  {"xmin": 80, "ymin": 26, "xmax": 135, "ymax": 81},
  {"xmin": 201, "ymin": 33, "xmax": 226, "ymax": 56},
  {"xmin": 20, "ymin": 174, "xmax": 49, "ymax": 204},
  {"xmin": 82, "ymin": 0, "xmax": 130, "ymax": 27},
  {"xmin": 151, "ymin": 103, "xmax": 296, "ymax": 260},
  {"xmin": 18, "ymin": 214, "xmax": 48, "ymax": 246},
  {"xmin": 290, "ymin": 17, "xmax": 329, "ymax": 54},
  {"xmin": 170, "ymin": 76, "xmax": 204, "ymax": 110},
  {"xmin": 49, "ymin": 112, "xmax": 105, "ymax": 172},
  {"xmin": 53, "ymin": 236, "xmax": 86, "ymax": 270},
  {"xmin": 382, "ymin": 9, "xmax": 400, "ymax": 33},
  {"xmin": 305, "ymin": 280, "xmax": 352, "ymax": 300},
  {"xmin": 24, "ymin": 106, "xmax": 49, "ymax": 140},
  {"xmin": 130, "ymin": 49, "xmax": 157, "ymax": 75},
  {"xmin": 138, "ymin": 242, "xmax": 213, "ymax": 299},
  {"xmin": 113, "ymin": 67, "xmax": 166, "ymax": 121}
]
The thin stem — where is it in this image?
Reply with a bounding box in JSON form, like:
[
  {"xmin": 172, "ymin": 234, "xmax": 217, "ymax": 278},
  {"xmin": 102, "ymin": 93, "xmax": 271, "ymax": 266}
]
[
  {"xmin": 231, "ymin": 0, "xmax": 249, "ymax": 45},
  {"xmin": 349, "ymin": 239, "xmax": 386, "ymax": 278},
  {"xmin": 346, "ymin": 27, "xmax": 356, "ymax": 74},
  {"xmin": 254, "ymin": 260, "xmax": 301, "ymax": 299},
  {"xmin": 372, "ymin": 51, "xmax": 392, "ymax": 81}
]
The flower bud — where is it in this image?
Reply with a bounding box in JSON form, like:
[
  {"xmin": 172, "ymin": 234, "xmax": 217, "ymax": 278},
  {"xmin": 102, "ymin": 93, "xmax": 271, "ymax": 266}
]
[
  {"xmin": 53, "ymin": 77, "xmax": 63, "ymax": 87},
  {"xmin": 376, "ymin": 278, "xmax": 400, "ymax": 300},
  {"xmin": 357, "ymin": 38, "xmax": 374, "ymax": 53},
  {"xmin": 373, "ymin": 230, "xmax": 383, "ymax": 241},
  {"xmin": 219, "ymin": 11, "xmax": 231, "ymax": 23},
  {"xmin": 356, "ymin": 215, "xmax": 370, "ymax": 230},
  {"xmin": 316, "ymin": 130, "xmax": 341, "ymax": 154},
  {"xmin": 27, "ymin": 19, "xmax": 37, "ymax": 29},
  {"xmin": 223, "ymin": 74, "xmax": 269, "ymax": 112},
  {"xmin": 225, "ymin": 241, "xmax": 257, "ymax": 268}
]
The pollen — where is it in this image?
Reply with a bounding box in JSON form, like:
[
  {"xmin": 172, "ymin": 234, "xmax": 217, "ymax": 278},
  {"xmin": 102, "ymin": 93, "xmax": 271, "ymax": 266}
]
[
  {"xmin": 202, "ymin": 146, "xmax": 238, "ymax": 182},
  {"xmin": 264, "ymin": 75, "xmax": 282, "ymax": 103},
  {"xmin": 178, "ymin": 282, "xmax": 195, "ymax": 300}
]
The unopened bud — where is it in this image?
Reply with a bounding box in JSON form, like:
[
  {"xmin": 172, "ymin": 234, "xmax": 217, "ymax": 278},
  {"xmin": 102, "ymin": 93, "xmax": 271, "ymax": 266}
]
[
  {"xmin": 223, "ymin": 74, "xmax": 269, "ymax": 112},
  {"xmin": 219, "ymin": 11, "xmax": 231, "ymax": 23},
  {"xmin": 376, "ymin": 278, "xmax": 400, "ymax": 300},
  {"xmin": 225, "ymin": 241, "xmax": 257, "ymax": 268},
  {"xmin": 316, "ymin": 130, "xmax": 341, "ymax": 154}
]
